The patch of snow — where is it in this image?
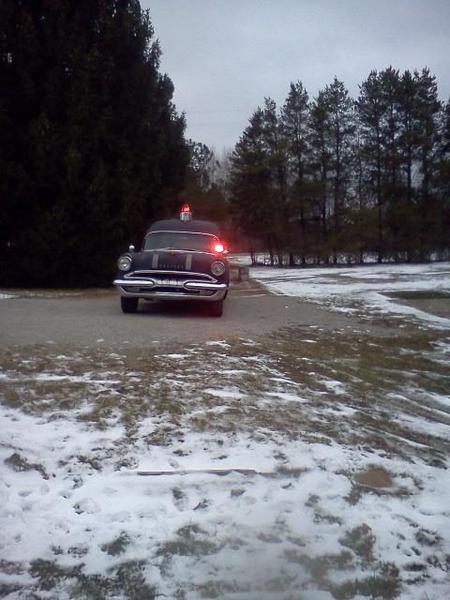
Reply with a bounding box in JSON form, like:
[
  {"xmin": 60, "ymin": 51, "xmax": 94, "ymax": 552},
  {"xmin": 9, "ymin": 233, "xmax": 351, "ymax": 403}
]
[
  {"xmin": 205, "ymin": 340, "xmax": 231, "ymax": 348},
  {"xmin": 253, "ymin": 262, "xmax": 450, "ymax": 329},
  {"xmin": 318, "ymin": 379, "xmax": 347, "ymax": 395},
  {"xmin": 220, "ymin": 368, "xmax": 248, "ymax": 375},
  {"xmin": 425, "ymin": 391, "xmax": 450, "ymax": 409},
  {"xmin": 265, "ymin": 391, "xmax": 307, "ymax": 403},
  {"xmin": 397, "ymin": 412, "xmax": 450, "ymax": 441},
  {"xmin": 204, "ymin": 387, "xmax": 246, "ymax": 400}
]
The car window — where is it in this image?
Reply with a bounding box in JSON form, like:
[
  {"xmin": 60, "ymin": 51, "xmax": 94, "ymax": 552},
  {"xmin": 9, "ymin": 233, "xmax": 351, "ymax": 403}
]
[{"xmin": 144, "ymin": 231, "xmax": 216, "ymax": 252}]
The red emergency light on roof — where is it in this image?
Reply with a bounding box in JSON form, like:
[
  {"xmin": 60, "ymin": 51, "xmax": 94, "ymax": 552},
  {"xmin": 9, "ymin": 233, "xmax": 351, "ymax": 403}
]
[{"xmin": 180, "ymin": 203, "xmax": 192, "ymax": 221}]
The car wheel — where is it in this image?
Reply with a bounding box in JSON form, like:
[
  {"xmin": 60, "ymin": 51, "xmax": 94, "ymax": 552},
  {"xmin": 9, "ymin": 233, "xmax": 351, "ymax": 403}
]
[
  {"xmin": 121, "ymin": 297, "xmax": 138, "ymax": 313},
  {"xmin": 209, "ymin": 299, "xmax": 223, "ymax": 317}
]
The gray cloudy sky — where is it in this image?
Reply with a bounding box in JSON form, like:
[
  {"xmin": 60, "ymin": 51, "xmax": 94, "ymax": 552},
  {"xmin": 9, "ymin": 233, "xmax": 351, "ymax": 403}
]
[{"xmin": 142, "ymin": 0, "xmax": 450, "ymax": 152}]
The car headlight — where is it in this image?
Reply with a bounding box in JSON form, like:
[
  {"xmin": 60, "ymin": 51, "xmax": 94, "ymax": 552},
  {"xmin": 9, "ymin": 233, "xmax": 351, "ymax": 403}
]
[
  {"xmin": 118, "ymin": 255, "xmax": 132, "ymax": 271},
  {"xmin": 211, "ymin": 260, "xmax": 226, "ymax": 276}
]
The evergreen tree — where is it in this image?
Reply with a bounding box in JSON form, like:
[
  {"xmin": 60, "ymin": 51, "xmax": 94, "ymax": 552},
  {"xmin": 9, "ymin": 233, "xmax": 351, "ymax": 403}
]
[
  {"xmin": 357, "ymin": 70, "xmax": 387, "ymax": 262},
  {"xmin": 260, "ymin": 97, "xmax": 289, "ymax": 264},
  {"xmin": 378, "ymin": 67, "xmax": 407, "ymax": 260},
  {"xmin": 437, "ymin": 98, "xmax": 450, "ymax": 255},
  {"xmin": 0, "ymin": 0, "xmax": 188, "ymax": 286},
  {"xmin": 176, "ymin": 141, "xmax": 228, "ymax": 225},
  {"xmin": 414, "ymin": 69, "xmax": 442, "ymax": 258},
  {"xmin": 187, "ymin": 141, "xmax": 217, "ymax": 190},
  {"xmin": 229, "ymin": 107, "xmax": 276, "ymax": 262},
  {"xmin": 228, "ymin": 67, "xmax": 447, "ymax": 264},
  {"xmin": 398, "ymin": 70, "xmax": 418, "ymax": 207},
  {"xmin": 308, "ymin": 89, "xmax": 333, "ymax": 262},
  {"xmin": 321, "ymin": 78, "xmax": 355, "ymax": 262},
  {"xmin": 348, "ymin": 106, "xmax": 378, "ymax": 262},
  {"xmin": 439, "ymin": 98, "xmax": 450, "ymax": 199},
  {"xmin": 280, "ymin": 81, "xmax": 310, "ymax": 264}
]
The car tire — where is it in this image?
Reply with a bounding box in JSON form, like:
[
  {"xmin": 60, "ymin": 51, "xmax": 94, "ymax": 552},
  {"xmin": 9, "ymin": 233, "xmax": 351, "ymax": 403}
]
[
  {"xmin": 121, "ymin": 297, "xmax": 138, "ymax": 313},
  {"xmin": 209, "ymin": 299, "xmax": 223, "ymax": 317}
]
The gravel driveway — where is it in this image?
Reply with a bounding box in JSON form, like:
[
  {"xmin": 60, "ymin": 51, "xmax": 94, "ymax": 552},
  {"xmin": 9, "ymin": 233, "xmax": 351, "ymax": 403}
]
[{"xmin": 0, "ymin": 281, "xmax": 378, "ymax": 349}]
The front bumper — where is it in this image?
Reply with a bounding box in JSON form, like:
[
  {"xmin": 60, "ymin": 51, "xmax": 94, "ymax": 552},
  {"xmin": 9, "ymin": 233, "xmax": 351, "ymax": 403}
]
[{"xmin": 113, "ymin": 277, "xmax": 228, "ymax": 302}]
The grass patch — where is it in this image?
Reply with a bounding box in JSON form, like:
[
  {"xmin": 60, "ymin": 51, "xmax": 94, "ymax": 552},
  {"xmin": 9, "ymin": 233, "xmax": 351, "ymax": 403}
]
[
  {"xmin": 331, "ymin": 563, "xmax": 400, "ymax": 599},
  {"xmin": 4, "ymin": 452, "xmax": 49, "ymax": 479},
  {"xmin": 29, "ymin": 558, "xmax": 157, "ymax": 599},
  {"xmin": 157, "ymin": 524, "xmax": 220, "ymax": 558},
  {"xmin": 340, "ymin": 524, "xmax": 375, "ymax": 564}
]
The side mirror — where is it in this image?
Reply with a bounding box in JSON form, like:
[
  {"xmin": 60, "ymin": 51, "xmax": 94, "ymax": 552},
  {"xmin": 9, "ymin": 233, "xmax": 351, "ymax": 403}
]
[{"xmin": 128, "ymin": 244, "xmax": 136, "ymax": 253}]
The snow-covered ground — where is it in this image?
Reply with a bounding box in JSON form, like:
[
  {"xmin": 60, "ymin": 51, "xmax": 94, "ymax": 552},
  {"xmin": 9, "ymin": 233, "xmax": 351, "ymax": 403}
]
[
  {"xmin": 252, "ymin": 261, "xmax": 450, "ymax": 329},
  {"xmin": 1, "ymin": 264, "xmax": 450, "ymax": 599}
]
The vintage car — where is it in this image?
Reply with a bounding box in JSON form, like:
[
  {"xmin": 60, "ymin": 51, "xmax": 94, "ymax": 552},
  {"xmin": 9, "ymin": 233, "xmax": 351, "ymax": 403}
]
[{"xmin": 113, "ymin": 204, "xmax": 229, "ymax": 316}]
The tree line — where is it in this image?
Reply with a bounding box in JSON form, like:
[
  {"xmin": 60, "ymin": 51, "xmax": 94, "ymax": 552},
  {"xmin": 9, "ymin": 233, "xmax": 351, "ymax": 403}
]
[
  {"xmin": 2, "ymin": 2, "xmax": 449, "ymax": 288},
  {"xmin": 0, "ymin": 0, "xmax": 189, "ymax": 286},
  {"xmin": 228, "ymin": 70, "xmax": 450, "ymax": 264}
]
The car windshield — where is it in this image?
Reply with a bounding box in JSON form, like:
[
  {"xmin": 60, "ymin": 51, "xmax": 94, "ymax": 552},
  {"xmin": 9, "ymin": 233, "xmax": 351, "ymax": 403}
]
[{"xmin": 144, "ymin": 231, "xmax": 216, "ymax": 252}]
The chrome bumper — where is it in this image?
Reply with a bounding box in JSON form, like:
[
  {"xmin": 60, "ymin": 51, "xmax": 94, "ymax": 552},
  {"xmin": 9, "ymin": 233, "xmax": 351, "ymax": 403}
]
[{"xmin": 113, "ymin": 278, "xmax": 228, "ymax": 302}]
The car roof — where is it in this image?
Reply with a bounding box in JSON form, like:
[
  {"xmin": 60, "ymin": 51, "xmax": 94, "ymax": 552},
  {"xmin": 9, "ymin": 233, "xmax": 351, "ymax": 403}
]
[{"xmin": 146, "ymin": 219, "xmax": 220, "ymax": 236}]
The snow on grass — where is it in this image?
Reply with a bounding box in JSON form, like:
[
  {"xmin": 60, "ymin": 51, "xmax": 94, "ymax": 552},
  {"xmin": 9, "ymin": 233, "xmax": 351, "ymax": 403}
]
[
  {"xmin": 425, "ymin": 391, "xmax": 450, "ymax": 409},
  {"xmin": 252, "ymin": 261, "xmax": 450, "ymax": 329},
  {"xmin": 204, "ymin": 387, "xmax": 247, "ymax": 400},
  {"xmin": 1, "ymin": 327, "xmax": 449, "ymax": 598}
]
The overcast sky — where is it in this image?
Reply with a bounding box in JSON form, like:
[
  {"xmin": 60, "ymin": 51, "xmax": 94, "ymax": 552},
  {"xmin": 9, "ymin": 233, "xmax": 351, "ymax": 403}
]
[{"xmin": 142, "ymin": 0, "xmax": 450, "ymax": 152}]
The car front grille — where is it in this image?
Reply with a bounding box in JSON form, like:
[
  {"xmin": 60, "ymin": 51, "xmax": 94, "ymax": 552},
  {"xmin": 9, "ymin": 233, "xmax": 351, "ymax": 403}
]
[
  {"xmin": 125, "ymin": 271, "xmax": 215, "ymax": 283},
  {"xmin": 157, "ymin": 262, "xmax": 185, "ymax": 270},
  {"xmin": 155, "ymin": 252, "xmax": 189, "ymax": 271}
]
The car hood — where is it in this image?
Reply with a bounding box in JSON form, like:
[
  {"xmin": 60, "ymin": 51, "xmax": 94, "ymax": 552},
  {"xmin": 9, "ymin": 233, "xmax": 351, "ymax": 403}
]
[{"xmin": 128, "ymin": 250, "xmax": 226, "ymax": 274}]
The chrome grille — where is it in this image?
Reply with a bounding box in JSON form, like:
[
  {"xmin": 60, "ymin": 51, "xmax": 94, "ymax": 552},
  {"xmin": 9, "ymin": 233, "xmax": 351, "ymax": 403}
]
[{"xmin": 125, "ymin": 270, "xmax": 215, "ymax": 282}]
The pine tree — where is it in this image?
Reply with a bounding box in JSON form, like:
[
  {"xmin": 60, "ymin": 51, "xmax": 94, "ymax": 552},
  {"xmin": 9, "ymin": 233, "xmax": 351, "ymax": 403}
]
[
  {"xmin": 227, "ymin": 67, "xmax": 447, "ymax": 264},
  {"xmin": 348, "ymin": 110, "xmax": 375, "ymax": 262},
  {"xmin": 309, "ymin": 89, "xmax": 333, "ymax": 262},
  {"xmin": 176, "ymin": 141, "xmax": 228, "ymax": 225},
  {"xmin": 414, "ymin": 69, "xmax": 442, "ymax": 258},
  {"xmin": 280, "ymin": 81, "xmax": 310, "ymax": 264},
  {"xmin": 0, "ymin": 0, "xmax": 188, "ymax": 286},
  {"xmin": 260, "ymin": 97, "xmax": 289, "ymax": 264},
  {"xmin": 439, "ymin": 98, "xmax": 450, "ymax": 199},
  {"xmin": 398, "ymin": 70, "xmax": 418, "ymax": 207},
  {"xmin": 230, "ymin": 108, "xmax": 276, "ymax": 262},
  {"xmin": 437, "ymin": 98, "xmax": 450, "ymax": 256},
  {"xmin": 321, "ymin": 78, "xmax": 355, "ymax": 263},
  {"xmin": 187, "ymin": 141, "xmax": 217, "ymax": 190},
  {"xmin": 357, "ymin": 70, "xmax": 386, "ymax": 262}
]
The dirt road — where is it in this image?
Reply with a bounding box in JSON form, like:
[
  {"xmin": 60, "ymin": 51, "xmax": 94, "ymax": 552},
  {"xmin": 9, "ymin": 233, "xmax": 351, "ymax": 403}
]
[{"xmin": 0, "ymin": 281, "xmax": 372, "ymax": 348}]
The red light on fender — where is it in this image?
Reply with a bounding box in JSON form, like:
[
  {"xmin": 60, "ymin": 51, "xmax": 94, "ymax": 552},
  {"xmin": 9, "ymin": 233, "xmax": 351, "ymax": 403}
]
[{"xmin": 214, "ymin": 243, "xmax": 225, "ymax": 253}]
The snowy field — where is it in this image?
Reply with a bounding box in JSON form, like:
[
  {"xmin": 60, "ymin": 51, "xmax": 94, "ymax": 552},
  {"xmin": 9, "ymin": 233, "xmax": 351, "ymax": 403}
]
[
  {"xmin": 1, "ymin": 263, "xmax": 450, "ymax": 600},
  {"xmin": 252, "ymin": 261, "xmax": 450, "ymax": 329}
]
